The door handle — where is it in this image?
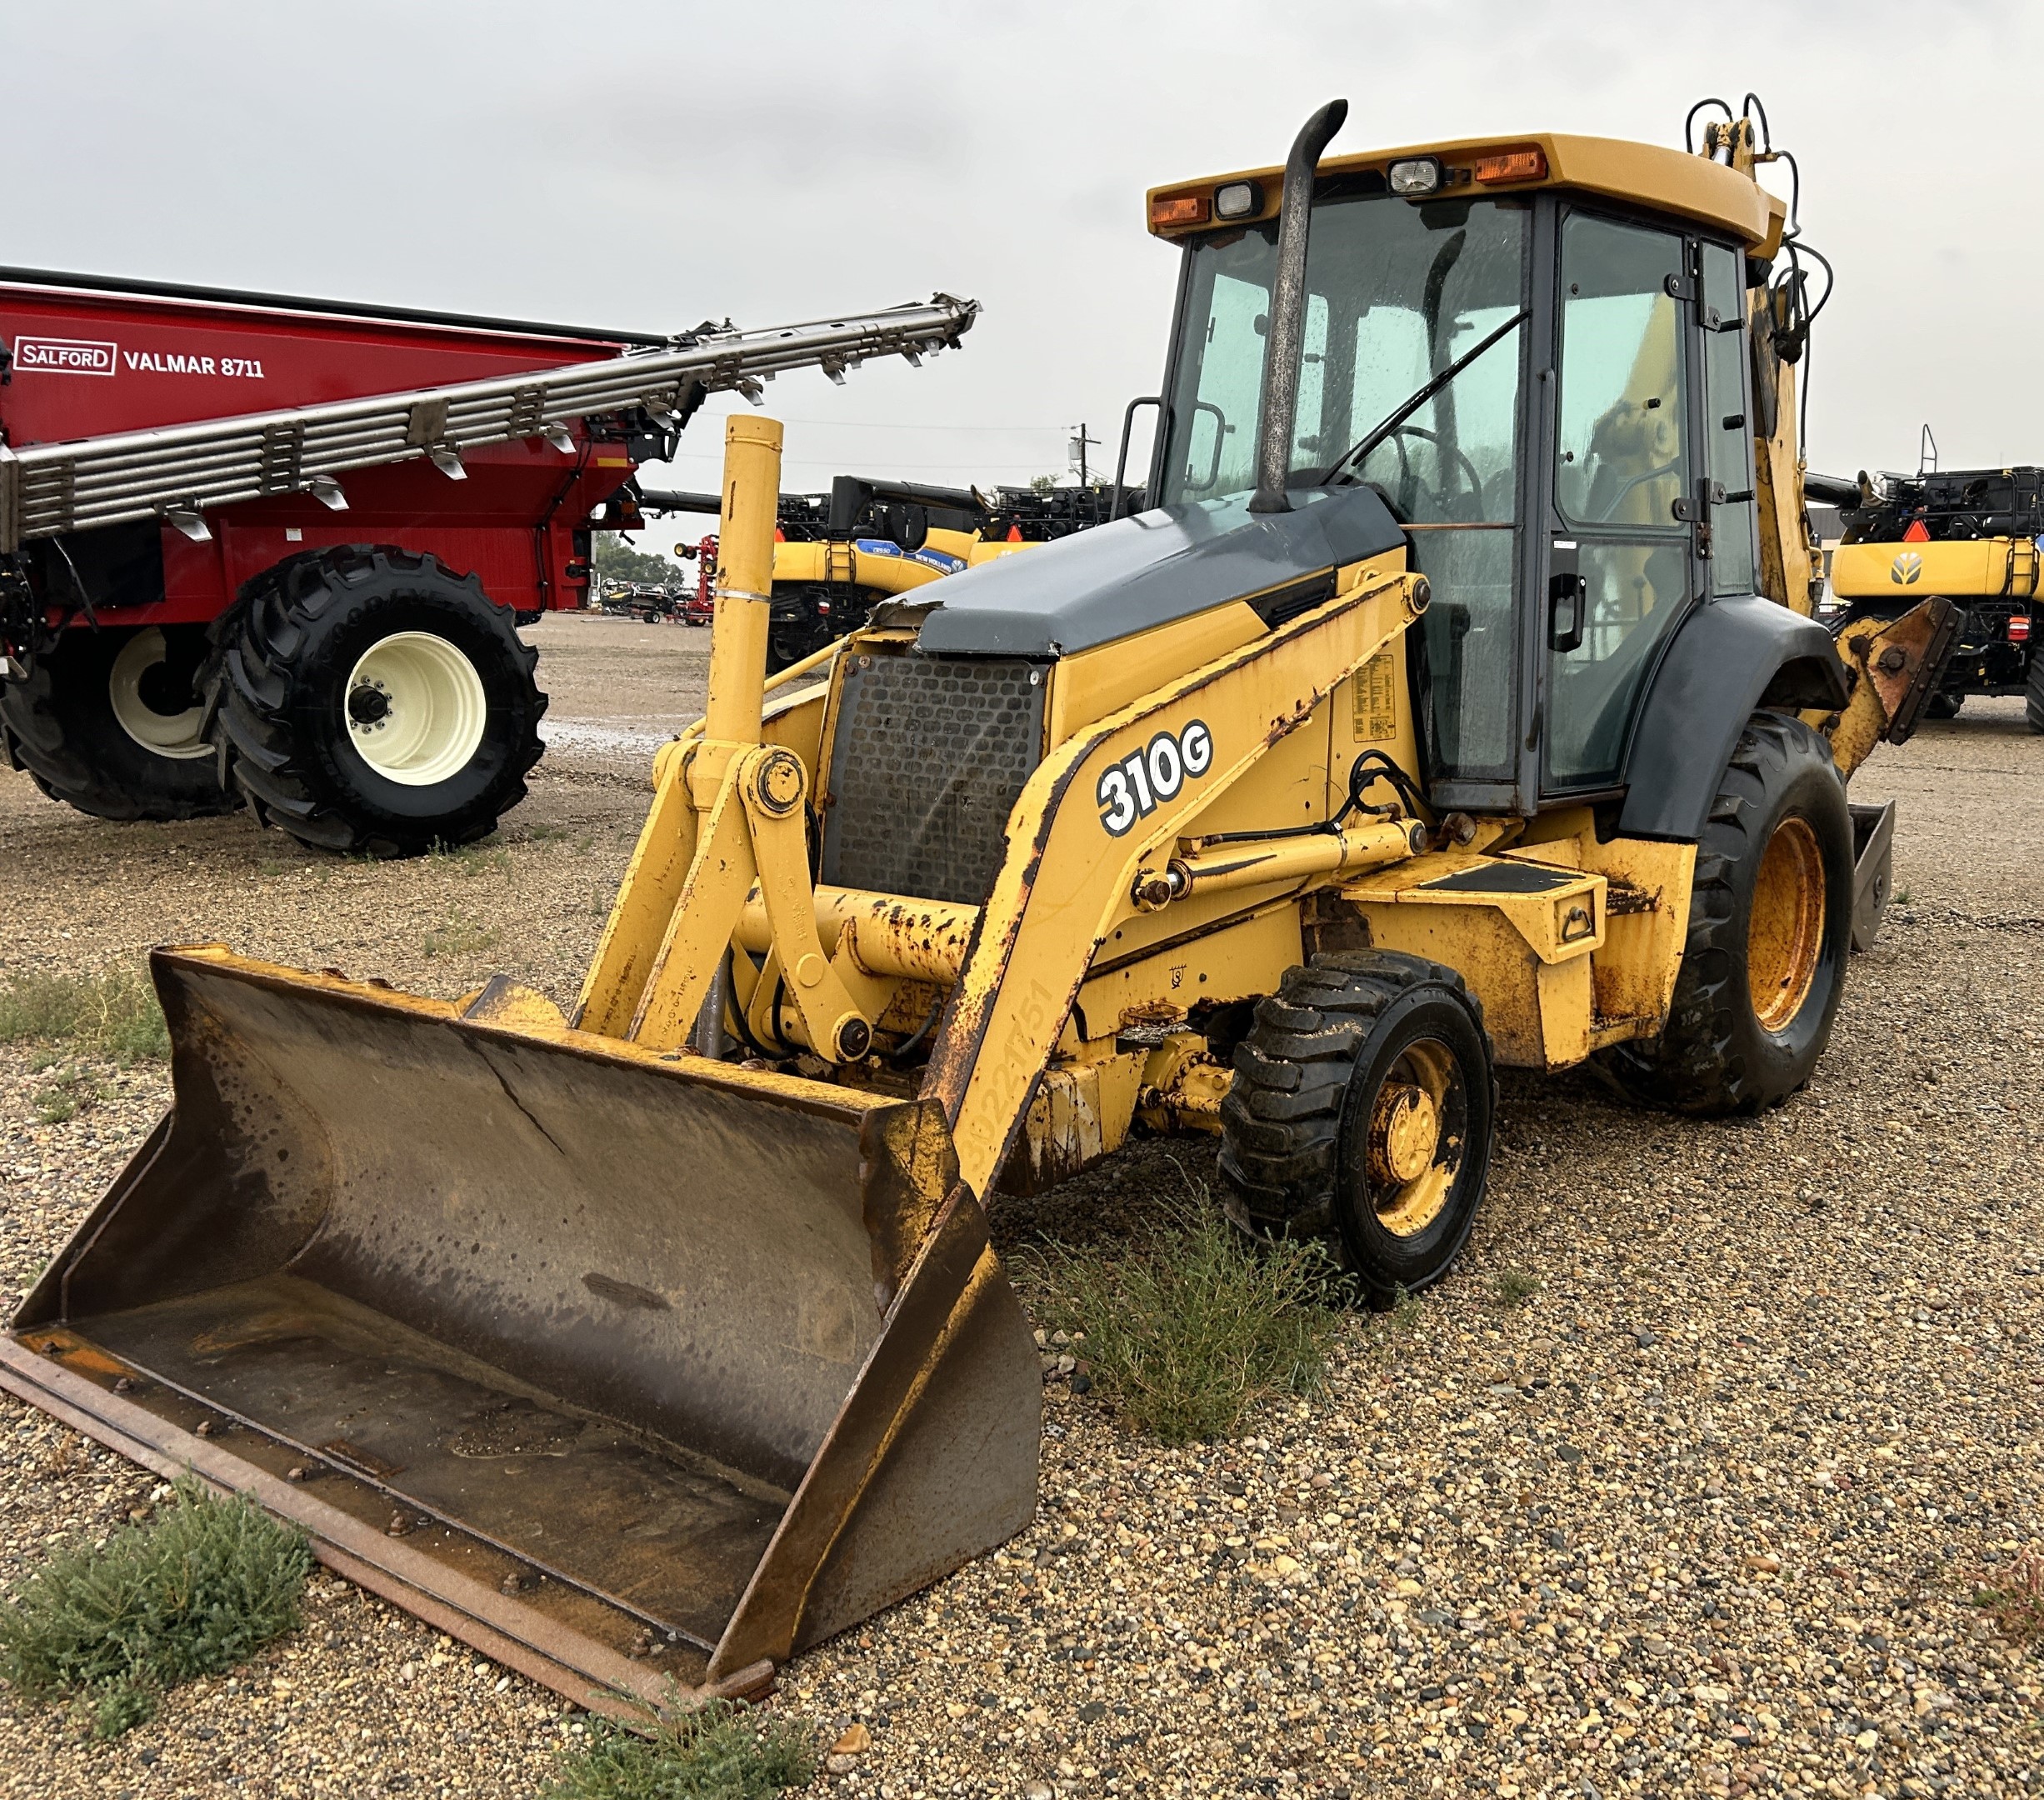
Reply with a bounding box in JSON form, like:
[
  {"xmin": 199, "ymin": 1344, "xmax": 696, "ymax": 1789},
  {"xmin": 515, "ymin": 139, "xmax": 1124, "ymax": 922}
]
[
  {"xmin": 1549, "ymin": 573, "xmax": 1587, "ymax": 652},
  {"xmin": 1548, "ymin": 538, "xmax": 1586, "ymax": 652}
]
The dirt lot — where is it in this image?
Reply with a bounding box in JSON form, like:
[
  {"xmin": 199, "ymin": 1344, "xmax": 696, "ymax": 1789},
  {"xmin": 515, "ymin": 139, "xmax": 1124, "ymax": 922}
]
[{"xmin": 0, "ymin": 615, "xmax": 2038, "ymax": 1798}]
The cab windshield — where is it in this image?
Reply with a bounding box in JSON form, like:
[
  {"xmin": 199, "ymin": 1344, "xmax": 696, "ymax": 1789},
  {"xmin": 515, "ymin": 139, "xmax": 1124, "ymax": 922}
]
[{"xmin": 1159, "ymin": 191, "xmax": 1530, "ymax": 781}]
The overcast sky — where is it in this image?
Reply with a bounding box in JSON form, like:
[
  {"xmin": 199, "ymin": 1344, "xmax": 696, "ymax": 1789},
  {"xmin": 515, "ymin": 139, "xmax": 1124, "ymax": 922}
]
[{"xmin": 9, "ymin": 1, "xmax": 2038, "ymax": 549}]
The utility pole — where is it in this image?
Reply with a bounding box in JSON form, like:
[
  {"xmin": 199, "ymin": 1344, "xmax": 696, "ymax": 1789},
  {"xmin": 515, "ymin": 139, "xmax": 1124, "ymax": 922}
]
[{"xmin": 1069, "ymin": 422, "xmax": 1102, "ymax": 488}]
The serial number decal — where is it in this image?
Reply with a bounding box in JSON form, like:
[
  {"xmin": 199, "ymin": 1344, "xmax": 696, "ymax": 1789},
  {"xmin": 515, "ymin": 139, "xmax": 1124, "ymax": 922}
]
[
  {"xmin": 123, "ymin": 350, "xmax": 267, "ymax": 378},
  {"xmin": 1352, "ymin": 648, "xmax": 1398, "ymax": 741},
  {"xmin": 13, "ymin": 337, "xmax": 117, "ymax": 376},
  {"xmin": 1097, "ymin": 719, "xmax": 1212, "ymax": 837}
]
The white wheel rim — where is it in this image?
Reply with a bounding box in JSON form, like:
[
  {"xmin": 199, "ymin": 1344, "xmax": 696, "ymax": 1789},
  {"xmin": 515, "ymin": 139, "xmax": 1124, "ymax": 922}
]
[
  {"xmin": 108, "ymin": 628, "xmax": 211, "ymax": 759},
  {"xmin": 345, "ymin": 631, "xmax": 487, "ymax": 787}
]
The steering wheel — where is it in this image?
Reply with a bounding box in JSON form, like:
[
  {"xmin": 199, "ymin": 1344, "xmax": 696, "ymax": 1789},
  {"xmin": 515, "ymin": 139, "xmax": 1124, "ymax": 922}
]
[{"xmin": 1363, "ymin": 423, "xmax": 1487, "ymax": 521}]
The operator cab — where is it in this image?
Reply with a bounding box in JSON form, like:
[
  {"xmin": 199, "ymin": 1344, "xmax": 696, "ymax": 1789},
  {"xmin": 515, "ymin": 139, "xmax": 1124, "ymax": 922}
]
[{"xmin": 1145, "ymin": 133, "xmax": 1786, "ymax": 817}]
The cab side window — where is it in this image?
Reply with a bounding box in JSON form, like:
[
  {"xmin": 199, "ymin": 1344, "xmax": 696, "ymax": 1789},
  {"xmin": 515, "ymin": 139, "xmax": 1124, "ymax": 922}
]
[{"xmin": 1547, "ymin": 212, "xmax": 1693, "ymax": 790}]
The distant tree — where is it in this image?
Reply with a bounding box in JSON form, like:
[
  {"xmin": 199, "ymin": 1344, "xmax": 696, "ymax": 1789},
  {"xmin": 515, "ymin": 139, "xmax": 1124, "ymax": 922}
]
[
  {"xmin": 1029, "ymin": 473, "xmax": 1060, "ymax": 496},
  {"xmin": 592, "ymin": 532, "xmax": 682, "ymax": 585}
]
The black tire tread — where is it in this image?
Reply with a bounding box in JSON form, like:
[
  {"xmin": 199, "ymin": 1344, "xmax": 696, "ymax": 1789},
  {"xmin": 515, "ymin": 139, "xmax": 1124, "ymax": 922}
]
[
  {"xmin": 0, "ymin": 631, "xmax": 237, "ymax": 822},
  {"xmin": 1218, "ymin": 952, "xmax": 1483, "ymax": 1235},
  {"xmin": 205, "ymin": 547, "xmax": 543, "ymax": 857},
  {"xmin": 1597, "ymin": 711, "xmax": 1844, "ymax": 1115}
]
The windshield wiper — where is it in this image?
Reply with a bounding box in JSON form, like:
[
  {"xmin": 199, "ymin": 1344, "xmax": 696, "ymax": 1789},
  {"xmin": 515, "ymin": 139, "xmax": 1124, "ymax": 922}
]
[{"xmin": 1320, "ymin": 308, "xmax": 1529, "ymax": 487}]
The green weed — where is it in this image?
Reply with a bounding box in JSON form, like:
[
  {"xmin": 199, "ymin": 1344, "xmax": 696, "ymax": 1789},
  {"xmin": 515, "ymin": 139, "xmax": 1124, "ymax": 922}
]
[
  {"xmin": 1976, "ymin": 1548, "xmax": 2044, "ymax": 1645},
  {"xmin": 1492, "ymin": 1267, "xmax": 1542, "ymax": 1308},
  {"xmin": 542, "ymin": 1699, "xmax": 817, "ymax": 1800},
  {"xmin": 32, "ymin": 1064, "xmax": 104, "ymax": 1124},
  {"xmin": 1383, "ymin": 1283, "xmax": 1425, "ymax": 1335},
  {"xmin": 0, "ymin": 970, "xmax": 168, "ymax": 1064},
  {"xmin": 427, "ymin": 838, "xmax": 512, "ymax": 878},
  {"xmin": 0, "ymin": 1477, "xmax": 312, "ymax": 1738},
  {"xmin": 423, "ymin": 912, "xmax": 502, "ymax": 959},
  {"xmin": 1894, "ymin": 887, "xmax": 1914, "ymax": 907},
  {"xmin": 1024, "ymin": 1191, "xmax": 1344, "ymax": 1445}
]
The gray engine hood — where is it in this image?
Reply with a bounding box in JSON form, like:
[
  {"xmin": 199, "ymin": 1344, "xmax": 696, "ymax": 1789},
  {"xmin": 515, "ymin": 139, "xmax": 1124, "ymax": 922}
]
[{"xmin": 912, "ymin": 486, "xmax": 1407, "ymax": 658}]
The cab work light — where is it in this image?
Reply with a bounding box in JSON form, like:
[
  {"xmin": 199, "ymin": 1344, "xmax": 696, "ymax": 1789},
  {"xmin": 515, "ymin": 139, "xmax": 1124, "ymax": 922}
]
[
  {"xmin": 1214, "ymin": 181, "xmax": 1262, "ymax": 220},
  {"xmin": 1150, "ymin": 193, "xmax": 1210, "ymax": 227},
  {"xmin": 1387, "ymin": 157, "xmax": 1444, "ymax": 197},
  {"xmin": 1474, "ymin": 147, "xmax": 1547, "ymax": 184}
]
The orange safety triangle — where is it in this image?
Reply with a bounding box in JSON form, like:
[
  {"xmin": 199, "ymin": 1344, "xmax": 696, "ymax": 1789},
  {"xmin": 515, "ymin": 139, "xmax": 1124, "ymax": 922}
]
[
  {"xmin": 1007, "ymin": 524, "xmax": 1022, "ymax": 542},
  {"xmin": 773, "ymin": 527, "xmax": 786, "ymax": 542},
  {"xmin": 1902, "ymin": 518, "xmax": 1931, "ymax": 542}
]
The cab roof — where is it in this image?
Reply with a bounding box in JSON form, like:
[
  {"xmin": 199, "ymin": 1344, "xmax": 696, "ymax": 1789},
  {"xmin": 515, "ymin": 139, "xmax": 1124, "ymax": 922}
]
[{"xmin": 1147, "ymin": 132, "xmax": 1786, "ymax": 257}]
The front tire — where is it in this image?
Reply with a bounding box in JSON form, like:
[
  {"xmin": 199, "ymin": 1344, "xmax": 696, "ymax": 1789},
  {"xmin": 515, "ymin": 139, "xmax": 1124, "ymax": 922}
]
[
  {"xmin": 1924, "ymin": 691, "xmax": 1962, "ymax": 720},
  {"xmin": 0, "ymin": 624, "xmax": 237, "ymax": 821},
  {"xmin": 765, "ymin": 586, "xmax": 834, "ymax": 674},
  {"xmin": 1598, "ymin": 712, "xmax": 1852, "ymax": 1114},
  {"xmin": 1220, "ymin": 953, "xmax": 1496, "ymax": 1307},
  {"xmin": 207, "ymin": 547, "xmax": 545, "ymax": 857}
]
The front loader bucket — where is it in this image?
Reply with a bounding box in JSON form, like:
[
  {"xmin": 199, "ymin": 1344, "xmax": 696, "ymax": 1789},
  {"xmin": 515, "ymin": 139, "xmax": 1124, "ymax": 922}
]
[{"xmin": 0, "ymin": 948, "xmax": 1039, "ymax": 1712}]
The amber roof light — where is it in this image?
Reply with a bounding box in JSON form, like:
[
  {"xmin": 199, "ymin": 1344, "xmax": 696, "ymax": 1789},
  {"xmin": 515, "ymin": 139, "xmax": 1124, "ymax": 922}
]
[
  {"xmin": 1149, "ymin": 193, "xmax": 1211, "ymax": 227},
  {"xmin": 1473, "ymin": 148, "xmax": 1547, "ymax": 185}
]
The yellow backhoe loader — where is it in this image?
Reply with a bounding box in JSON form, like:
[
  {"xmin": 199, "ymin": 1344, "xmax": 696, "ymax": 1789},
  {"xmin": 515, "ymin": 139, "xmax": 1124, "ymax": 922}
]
[{"xmin": 0, "ymin": 98, "xmax": 1953, "ymax": 1712}]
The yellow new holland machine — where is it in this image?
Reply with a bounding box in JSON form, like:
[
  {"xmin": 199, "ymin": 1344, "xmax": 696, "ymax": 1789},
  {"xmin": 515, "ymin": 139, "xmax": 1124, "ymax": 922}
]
[{"xmin": 0, "ymin": 98, "xmax": 1952, "ymax": 1709}]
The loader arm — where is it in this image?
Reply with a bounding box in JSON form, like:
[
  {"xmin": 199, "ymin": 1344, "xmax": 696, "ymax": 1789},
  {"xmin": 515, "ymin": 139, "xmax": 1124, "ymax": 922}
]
[{"xmin": 926, "ymin": 562, "xmax": 1430, "ymax": 1198}]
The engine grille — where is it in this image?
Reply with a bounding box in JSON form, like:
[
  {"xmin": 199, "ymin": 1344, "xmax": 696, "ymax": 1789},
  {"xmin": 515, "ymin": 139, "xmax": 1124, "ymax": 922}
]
[{"xmin": 821, "ymin": 652, "xmax": 1046, "ymax": 906}]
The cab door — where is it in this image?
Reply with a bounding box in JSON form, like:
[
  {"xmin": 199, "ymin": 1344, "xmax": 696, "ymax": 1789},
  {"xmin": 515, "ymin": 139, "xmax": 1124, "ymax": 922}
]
[{"xmin": 1541, "ymin": 210, "xmax": 1702, "ymax": 795}]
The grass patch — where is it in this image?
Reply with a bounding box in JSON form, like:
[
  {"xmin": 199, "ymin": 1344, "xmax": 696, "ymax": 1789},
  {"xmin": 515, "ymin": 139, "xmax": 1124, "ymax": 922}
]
[
  {"xmin": 427, "ymin": 838, "xmax": 512, "ymax": 878},
  {"xmin": 32, "ymin": 1062, "xmax": 105, "ymax": 1124},
  {"xmin": 0, "ymin": 970, "xmax": 168, "ymax": 1064},
  {"xmin": 1024, "ymin": 1189, "xmax": 1345, "ymax": 1445},
  {"xmin": 1976, "ymin": 1548, "xmax": 2044, "ymax": 1645},
  {"xmin": 1387, "ymin": 1284, "xmax": 1425, "ymax": 1332},
  {"xmin": 1492, "ymin": 1267, "xmax": 1541, "ymax": 1308},
  {"xmin": 542, "ymin": 1700, "xmax": 817, "ymax": 1800},
  {"xmin": 0, "ymin": 1476, "xmax": 312, "ymax": 1738},
  {"xmin": 423, "ymin": 911, "xmax": 502, "ymax": 958}
]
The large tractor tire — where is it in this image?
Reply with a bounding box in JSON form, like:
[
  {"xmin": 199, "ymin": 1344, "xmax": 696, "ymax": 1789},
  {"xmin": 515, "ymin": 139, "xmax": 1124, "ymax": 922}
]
[
  {"xmin": 1219, "ymin": 952, "xmax": 1496, "ymax": 1307},
  {"xmin": 765, "ymin": 585, "xmax": 835, "ymax": 674},
  {"xmin": 207, "ymin": 547, "xmax": 545, "ymax": 857},
  {"xmin": 0, "ymin": 624, "xmax": 237, "ymax": 821},
  {"xmin": 2027, "ymin": 638, "xmax": 2044, "ymax": 734},
  {"xmin": 1599, "ymin": 712, "xmax": 1852, "ymax": 1115}
]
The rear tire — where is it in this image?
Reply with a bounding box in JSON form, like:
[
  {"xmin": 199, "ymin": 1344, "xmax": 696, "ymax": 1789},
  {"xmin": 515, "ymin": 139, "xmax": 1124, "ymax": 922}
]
[
  {"xmin": 1219, "ymin": 952, "xmax": 1496, "ymax": 1307},
  {"xmin": 1597, "ymin": 712, "xmax": 1852, "ymax": 1114},
  {"xmin": 207, "ymin": 547, "xmax": 545, "ymax": 857},
  {"xmin": 2026, "ymin": 639, "xmax": 2044, "ymax": 734},
  {"xmin": 0, "ymin": 624, "xmax": 237, "ymax": 821}
]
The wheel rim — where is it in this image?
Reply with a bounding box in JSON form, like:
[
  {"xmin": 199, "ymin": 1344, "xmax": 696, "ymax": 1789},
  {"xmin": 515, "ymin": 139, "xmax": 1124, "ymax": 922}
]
[
  {"xmin": 344, "ymin": 631, "xmax": 488, "ymax": 787},
  {"xmin": 1362, "ymin": 1038, "xmax": 1465, "ymax": 1238},
  {"xmin": 108, "ymin": 628, "xmax": 211, "ymax": 760},
  {"xmin": 1747, "ymin": 814, "xmax": 1827, "ymax": 1032}
]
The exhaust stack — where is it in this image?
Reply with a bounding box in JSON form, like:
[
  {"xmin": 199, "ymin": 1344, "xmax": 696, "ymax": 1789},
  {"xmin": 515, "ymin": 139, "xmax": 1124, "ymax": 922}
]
[{"xmin": 1248, "ymin": 99, "xmax": 1349, "ymax": 517}]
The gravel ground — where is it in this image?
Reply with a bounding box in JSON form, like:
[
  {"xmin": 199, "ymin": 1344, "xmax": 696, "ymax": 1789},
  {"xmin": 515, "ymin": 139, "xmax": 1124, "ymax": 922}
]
[{"xmin": 0, "ymin": 623, "xmax": 2037, "ymax": 1798}]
